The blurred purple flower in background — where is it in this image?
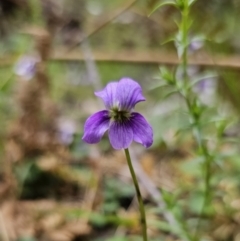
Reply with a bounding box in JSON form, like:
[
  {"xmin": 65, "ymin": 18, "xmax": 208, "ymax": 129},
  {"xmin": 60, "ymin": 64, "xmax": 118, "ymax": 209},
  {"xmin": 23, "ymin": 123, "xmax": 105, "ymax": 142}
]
[
  {"xmin": 193, "ymin": 77, "xmax": 217, "ymax": 105},
  {"xmin": 188, "ymin": 36, "xmax": 205, "ymax": 54},
  {"xmin": 82, "ymin": 78, "xmax": 153, "ymax": 150},
  {"xmin": 189, "ymin": 40, "xmax": 204, "ymax": 53},
  {"xmin": 57, "ymin": 119, "xmax": 76, "ymax": 145},
  {"xmin": 14, "ymin": 55, "xmax": 39, "ymax": 80}
]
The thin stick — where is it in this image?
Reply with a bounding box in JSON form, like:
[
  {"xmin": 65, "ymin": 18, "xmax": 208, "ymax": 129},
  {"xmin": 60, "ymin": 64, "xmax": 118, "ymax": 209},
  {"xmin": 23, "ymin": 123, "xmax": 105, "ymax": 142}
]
[
  {"xmin": 0, "ymin": 210, "xmax": 10, "ymax": 241},
  {"xmin": 68, "ymin": 0, "xmax": 138, "ymax": 51}
]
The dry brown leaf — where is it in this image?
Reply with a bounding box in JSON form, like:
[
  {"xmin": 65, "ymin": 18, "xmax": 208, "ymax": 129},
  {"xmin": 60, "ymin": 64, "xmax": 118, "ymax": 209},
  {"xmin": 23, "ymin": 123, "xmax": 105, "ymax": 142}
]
[
  {"xmin": 140, "ymin": 153, "xmax": 155, "ymax": 176},
  {"xmin": 37, "ymin": 155, "xmax": 59, "ymax": 171},
  {"xmin": 214, "ymin": 223, "xmax": 235, "ymax": 240},
  {"xmin": 47, "ymin": 230, "xmax": 73, "ymax": 241},
  {"xmin": 39, "ymin": 213, "xmax": 65, "ymax": 231},
  {"xmin": 64, "ymin": 221, "xmax": 91, "ymax": 236}
]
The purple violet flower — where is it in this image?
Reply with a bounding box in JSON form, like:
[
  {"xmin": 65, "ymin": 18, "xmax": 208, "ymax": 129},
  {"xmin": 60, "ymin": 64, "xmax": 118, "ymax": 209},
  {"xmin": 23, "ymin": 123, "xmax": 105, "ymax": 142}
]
[{"xmin": 82, "ymin": 78, "xmax": 153, "ymax": 150}]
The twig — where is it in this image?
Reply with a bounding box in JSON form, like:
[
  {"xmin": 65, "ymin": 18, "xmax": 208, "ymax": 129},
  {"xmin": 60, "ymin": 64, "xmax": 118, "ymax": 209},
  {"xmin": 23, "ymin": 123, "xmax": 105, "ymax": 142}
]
[
  {"xmin": 0, "ymin": 209, "xmax": 10, "ymax": 241},
  {"xmin": 68, "ymin": 0, "xmax": 138, "ymax": 51},
  {"xmin": 42, "ymin": 50, "xmax": 240, "ymax": 69},
  {"xmin": 2, "ymin": 50, "xmax": 240, "ymax": 69}
]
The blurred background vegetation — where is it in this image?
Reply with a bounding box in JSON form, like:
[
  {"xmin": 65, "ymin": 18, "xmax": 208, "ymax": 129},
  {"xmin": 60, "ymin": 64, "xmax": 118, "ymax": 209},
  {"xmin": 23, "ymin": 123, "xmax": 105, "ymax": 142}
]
[{"xmin": 1, "ymin": 0, "xmax": 240, "ymax": 241}]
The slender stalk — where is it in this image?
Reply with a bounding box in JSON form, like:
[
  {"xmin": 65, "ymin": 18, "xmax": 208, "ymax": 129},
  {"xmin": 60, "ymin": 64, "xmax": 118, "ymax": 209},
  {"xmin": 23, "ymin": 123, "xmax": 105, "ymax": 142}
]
[
  {"xmin": 180, "ymin": 88, "xmax": 212, "ymax": 238},
  {"xmin": 180, "ymin": 0, "xmax": 212, "ymax": 235},
  {"xmin": 124, "ymin": 148, "xmax": 148, "ymax": 241},
  {"xmin": 192, "ymin": 118, "xmax": 212, "ymax": 237}
]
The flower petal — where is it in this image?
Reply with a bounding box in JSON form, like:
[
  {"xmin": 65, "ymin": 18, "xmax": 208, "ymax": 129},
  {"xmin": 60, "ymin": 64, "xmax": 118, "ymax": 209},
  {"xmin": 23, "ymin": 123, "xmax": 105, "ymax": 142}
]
[
  {"xmin": 130, "ymin": 112, "xmax": 153, "ymax": 148},
  {"xmin": 108, "ymin": 122, "xmax": 133, "ymax": 150},
  {"xmin": 82, "ymin": 110, "xmax": 110, "ymax": 144},
  {"xmin": 94, "ymin": 82, "xmax": 118, "ymax": 109},
  {"xmin": 116, "ymin": 78, "xmax": 145, "ymax": 111}
]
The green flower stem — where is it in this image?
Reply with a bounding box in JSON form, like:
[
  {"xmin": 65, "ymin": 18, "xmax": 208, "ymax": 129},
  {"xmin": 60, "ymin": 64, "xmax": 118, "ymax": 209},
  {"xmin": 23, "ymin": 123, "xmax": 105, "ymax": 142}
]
[
  {"xmin": 180, "ymin": 0, "xmax": 212, "ymax": 235},
  {"xmin": 190, "ymin": 108, "xmax": 212, "ymax": 237},
  {"xmin": 124, "ymin": 148, "xmax": 148, "ymax": 241}
]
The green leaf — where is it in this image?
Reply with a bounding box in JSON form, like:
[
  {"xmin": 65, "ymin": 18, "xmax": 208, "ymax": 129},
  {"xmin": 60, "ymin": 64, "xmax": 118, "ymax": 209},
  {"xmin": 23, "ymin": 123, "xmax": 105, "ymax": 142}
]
[
  {"xmin": 103, "ymin": 201, "xmax": 119, "ymax": 213},
  {"xmin": 159, "ymin": 66, "xmax": 176, "ymax": 84},
  {"xmin": 18, "ymin": 237, "xmax": 36, "ymax": 241},
  {"xmin": 148, "ymin": 219, "xmax": 173, "ymax": 232},
  {"xmin": 148, "ymin": 0, "xmax": 178, "ymax": 16},
  {"xmin": 0, "ymin": 74, "xmax": 14, "ymax": 92},
  {"xmin": 186, "ymin": 73, "xmax": 217, "ymax": 90},
  {"xmin": 189, "ymin": 192, "xmax": 205, "ymax": 214},
  {"xmin": 179, "ymin": 156, "xmax": 204, "ymax": 177},
  {"xmin": 162, "ymin": 89, "xmax": 179, "ymax": 99},
  {"xmin": 90, "ymin": 213, "xmax": 108, "ymax": 227},
  {"xmin": 14, "ymin": 160, "xmax": 36, "ymax": 185},
  {"xmin": 174, "ymin": 32, "xmax": 185, "ymax": 58},
  {"xmin": 161, "ymin": 36, "xmax": 175, "ymax": 45},
  {"xmin": 188, "ymin": 0, "xmax": 197, "ymax": 7},
  {"xmin": 106, "ymin": 237, "xmax": 129, "ymax": 241},
  {"xmin": 175, "ymin": 0, "xmax": 185, "ymax": 9},
  {"xmin": 149, "ymin": 81, "xmax": 169, "ymax": 90}
]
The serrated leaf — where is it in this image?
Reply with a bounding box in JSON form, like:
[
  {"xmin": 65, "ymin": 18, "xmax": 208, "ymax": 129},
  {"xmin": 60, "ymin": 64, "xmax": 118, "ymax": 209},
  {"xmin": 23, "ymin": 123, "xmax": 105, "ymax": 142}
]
[{"xmin": 148, "ymin": 0, "xmax": 178, "ymax": 16}]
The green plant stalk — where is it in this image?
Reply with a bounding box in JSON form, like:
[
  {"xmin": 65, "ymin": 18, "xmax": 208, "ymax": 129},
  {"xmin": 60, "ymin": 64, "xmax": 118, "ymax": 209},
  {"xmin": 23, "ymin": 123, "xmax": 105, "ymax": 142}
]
[
  {"xmin": 182, "ymin": 1, "xmax": 189, "ymax": 87},
  {"xmin": 191, "ymin": 115, "xmax": 212, "ymax": 236},
  {"xmin": 124, "ymin": 148, "xmax": 148, "ymax": 241},
  {"xmin": 186, "ymin": 100, "xmax": 212, "ymax": 204},
  {"xmin": 180, "ymin": 0, "xmax": 212, "ymax": 235}
]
